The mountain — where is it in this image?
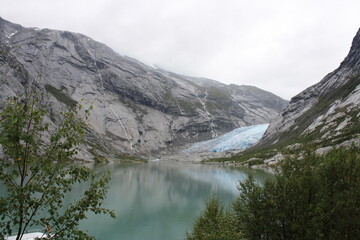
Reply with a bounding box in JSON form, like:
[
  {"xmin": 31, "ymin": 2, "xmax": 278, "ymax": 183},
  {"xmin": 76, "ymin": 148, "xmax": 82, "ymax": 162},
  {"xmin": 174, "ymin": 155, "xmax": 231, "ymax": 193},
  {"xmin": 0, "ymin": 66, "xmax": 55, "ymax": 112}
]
[
  {"xmin": 254, "ymin": 28, "xmax": 360, "ymax": 157},
  {"xmin": 0, "ymin": 17, "xmax": 287, "ymax": 161}
]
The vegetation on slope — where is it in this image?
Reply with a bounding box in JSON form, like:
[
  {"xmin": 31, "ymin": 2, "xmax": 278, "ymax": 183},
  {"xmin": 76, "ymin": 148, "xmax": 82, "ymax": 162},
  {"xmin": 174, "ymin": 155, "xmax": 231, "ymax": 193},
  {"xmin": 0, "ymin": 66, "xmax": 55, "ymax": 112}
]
[
  {"xmin": 275, "ymin": 73, "xmax": 360, "ymax": 146},
  {"xmin": 208, "ymin": 74, "xmax": 360, "ymax": 166},
  {"xmin": 45, "ymin": 84, "xmax": 77, "ymax": 107},
  {"xmin": 187, "ymin": 146, "xmax": 360, "ymax": 240}
]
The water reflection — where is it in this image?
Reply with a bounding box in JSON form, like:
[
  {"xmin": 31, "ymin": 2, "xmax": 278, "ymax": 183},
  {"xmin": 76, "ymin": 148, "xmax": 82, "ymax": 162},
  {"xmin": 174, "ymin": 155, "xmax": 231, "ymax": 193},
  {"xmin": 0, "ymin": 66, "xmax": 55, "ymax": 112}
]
[
  {"xmin": 0, "ymin": 163, "xmax": 270, "ymax": 240},
  {"xmin": 75, "ymin": 163, "xmax": 271, "ymax": 240}
]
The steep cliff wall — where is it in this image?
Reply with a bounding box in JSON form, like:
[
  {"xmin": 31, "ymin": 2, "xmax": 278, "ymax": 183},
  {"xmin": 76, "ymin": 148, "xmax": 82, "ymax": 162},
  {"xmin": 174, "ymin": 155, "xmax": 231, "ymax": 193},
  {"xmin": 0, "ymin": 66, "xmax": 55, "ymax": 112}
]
[
  {"xmin": 257, "ymin": 28, "xmax": 360, "ymax": 150},
  {"xmin": 0, "ymin": 17, "xmax": 287, "ymax": 160}
]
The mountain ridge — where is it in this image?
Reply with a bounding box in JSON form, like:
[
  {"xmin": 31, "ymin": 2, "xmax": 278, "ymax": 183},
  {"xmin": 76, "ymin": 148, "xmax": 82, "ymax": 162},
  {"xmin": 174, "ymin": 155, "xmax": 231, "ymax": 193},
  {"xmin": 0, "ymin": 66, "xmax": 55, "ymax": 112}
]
[
  {"xmin": 259, "ymin": 28, "xmax": 360, "ymax": 147},
  {"xmin": 242, "ymin": 28, "xmax": 360, "ymax": 166},
  {"xmin": 203, "ymin": 28, "xmax": 359, "ymax": 167},
  {"xmin": 0, "ymin": 17, "xmax": 287, "ymax": 161}
]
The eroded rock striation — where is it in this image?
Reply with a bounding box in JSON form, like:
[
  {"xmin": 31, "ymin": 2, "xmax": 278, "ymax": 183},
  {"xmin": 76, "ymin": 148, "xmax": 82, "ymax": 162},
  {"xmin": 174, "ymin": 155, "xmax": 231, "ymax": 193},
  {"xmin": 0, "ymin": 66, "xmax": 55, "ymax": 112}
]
[
  {"xmin": 0, "ymin": 17, "xmax": 287, "ymax": 160},
  {"xmin": 257, "ymin": 28, "xmax": 360, "ymax": 150}
]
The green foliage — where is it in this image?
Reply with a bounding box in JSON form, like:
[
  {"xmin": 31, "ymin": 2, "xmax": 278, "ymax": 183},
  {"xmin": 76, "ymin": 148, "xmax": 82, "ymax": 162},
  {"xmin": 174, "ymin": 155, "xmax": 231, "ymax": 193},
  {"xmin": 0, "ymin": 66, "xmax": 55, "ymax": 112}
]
[
  {"xmin": 309, "ymin": 108, "xmax": 360, "ymax": 147},
  {"xmin": 204, "ymin": 101, "xmax": 217, "ymax": 114},
  {"xmin": 233, "ymin": 146, "xmax": 360, "ymax": 240},
  {"xmin": 178, "ymin": 100, "xmax": 199, "ymax": 116},
  {"xmin": 276, "ymin": 74, "xmax": 360, "ymax": 146},
  {"xmin": 186, "ymin": 196, "xmax": 242, "ymax": 240},
  {"xmin": 205, "ymin": 101, "xmax": 230, "ymax": 114},
  {"xmin": 163, "ymin": 91, "xmax": 175, "ymax": 103},
  {"xmin": 45, "ymin": 84, "xmax": 78, "ymax": 108},
  {"xmin": 0, "ymin": 91, "xmax": 114, "ymax": 240},
  {"xmin": 206, "ymin": 147, "xmax": 276, "ymax": 166},
  {"xmin": 207, "ymin": 87, "xmax": 230, "ymax": 100},
  {"xmin": 233, "ymin": 175, "xmax": 274, "ymax": 240},
  {"xmin": 190, "ymin": 146, "xmax": 360, "ymax": 240}
]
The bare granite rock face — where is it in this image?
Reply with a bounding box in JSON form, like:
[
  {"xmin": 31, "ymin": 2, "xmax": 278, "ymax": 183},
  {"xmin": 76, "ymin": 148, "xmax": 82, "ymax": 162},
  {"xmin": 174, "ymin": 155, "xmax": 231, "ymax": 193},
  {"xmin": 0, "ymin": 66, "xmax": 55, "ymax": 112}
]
[
  {"xmin": 0, "ymin": 17, "xmax": 287, "ymax": 161},
  {"xmin": 257, "ymin": 28, "xmax": 360, "ymax": 149}
]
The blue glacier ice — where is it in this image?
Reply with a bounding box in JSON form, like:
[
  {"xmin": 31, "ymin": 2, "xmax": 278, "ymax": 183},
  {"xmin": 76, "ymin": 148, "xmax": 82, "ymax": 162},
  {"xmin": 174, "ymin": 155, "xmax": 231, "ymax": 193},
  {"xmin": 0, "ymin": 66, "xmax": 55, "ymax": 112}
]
[{"xmin": 184, "ymin": 123, "xmax": 269, "ymax": 153}]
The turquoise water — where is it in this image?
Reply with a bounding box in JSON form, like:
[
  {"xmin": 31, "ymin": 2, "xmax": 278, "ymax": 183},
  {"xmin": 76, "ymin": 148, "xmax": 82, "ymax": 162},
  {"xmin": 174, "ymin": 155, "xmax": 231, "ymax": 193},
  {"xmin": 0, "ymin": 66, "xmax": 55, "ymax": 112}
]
[
  {"xmin": 74, "ymin": 162, "xmax": 270, "ymax": 240},
  {"xmin": 0, "ymin": 162, "xmax": 271, "ymax": 240}
]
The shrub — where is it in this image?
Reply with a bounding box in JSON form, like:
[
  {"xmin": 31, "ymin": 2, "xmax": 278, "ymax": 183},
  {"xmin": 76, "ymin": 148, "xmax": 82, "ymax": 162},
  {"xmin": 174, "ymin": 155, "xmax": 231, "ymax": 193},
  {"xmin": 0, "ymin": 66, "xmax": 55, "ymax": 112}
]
[{"xmin": 188, "ymin": 146, "xmax": 360, "ymax": 240}]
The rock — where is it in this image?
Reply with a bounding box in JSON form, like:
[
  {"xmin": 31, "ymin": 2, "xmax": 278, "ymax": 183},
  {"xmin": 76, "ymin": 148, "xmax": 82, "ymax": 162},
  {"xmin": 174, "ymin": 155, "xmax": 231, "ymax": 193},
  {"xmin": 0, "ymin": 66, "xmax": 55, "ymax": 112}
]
[
  {"xmin": 315, "ymin": 146, "xmax": 333, "ymax": 155},
  {"xmin": 264, "ymin": 153, "xmax": 284, "ymax": 166},
  {"xmin": 256, "ymin": 28, "xmax": 360, "ymax": 150},
  {"xmin": 0, "ymin": 17, "xmax": 287, "ymax": 160}
]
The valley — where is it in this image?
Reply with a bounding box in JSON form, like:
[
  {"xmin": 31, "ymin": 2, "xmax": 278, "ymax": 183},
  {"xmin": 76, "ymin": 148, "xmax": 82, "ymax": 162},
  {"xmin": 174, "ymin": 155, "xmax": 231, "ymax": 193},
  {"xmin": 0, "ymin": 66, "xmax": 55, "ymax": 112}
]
[
  {"xmin": 0, "ymin": 17, "xmax": 287, "ymax": 162},
  {"xmin": 0, "ymin": 16, "xmax": 359, "ymax": 240}
]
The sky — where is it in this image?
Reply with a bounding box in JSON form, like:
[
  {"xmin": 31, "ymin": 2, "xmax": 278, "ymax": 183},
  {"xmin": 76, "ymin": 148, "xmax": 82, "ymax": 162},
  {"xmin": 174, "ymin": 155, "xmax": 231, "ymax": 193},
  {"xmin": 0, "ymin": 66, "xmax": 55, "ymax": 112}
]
[{"xmin": 1, "ymin": 0, "xmax": 360, "ymax": 100}]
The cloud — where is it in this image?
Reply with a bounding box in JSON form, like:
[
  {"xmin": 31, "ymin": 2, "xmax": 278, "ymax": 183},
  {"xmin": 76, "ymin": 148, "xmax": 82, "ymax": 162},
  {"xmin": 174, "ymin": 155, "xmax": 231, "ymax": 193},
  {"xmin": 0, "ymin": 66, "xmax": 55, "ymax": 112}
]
[{"xmin": 1, "ymin": 0, "xmax": 360, "ymax": 99}]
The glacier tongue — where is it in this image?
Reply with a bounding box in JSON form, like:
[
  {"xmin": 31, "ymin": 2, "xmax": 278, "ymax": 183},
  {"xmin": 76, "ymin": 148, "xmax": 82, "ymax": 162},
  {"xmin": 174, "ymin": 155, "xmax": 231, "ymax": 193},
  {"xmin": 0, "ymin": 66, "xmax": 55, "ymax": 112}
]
[{"xmin": 184, "ymin": 124, "xmax": 269, "ymax": 153}]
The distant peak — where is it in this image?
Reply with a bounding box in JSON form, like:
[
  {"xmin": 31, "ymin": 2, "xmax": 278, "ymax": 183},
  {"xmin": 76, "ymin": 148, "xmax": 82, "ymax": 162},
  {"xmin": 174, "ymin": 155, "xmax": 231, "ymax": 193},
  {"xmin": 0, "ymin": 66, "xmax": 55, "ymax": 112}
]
[{"xmin": 339, "ymin": 28, "xmax": 360, "ymax": 69}]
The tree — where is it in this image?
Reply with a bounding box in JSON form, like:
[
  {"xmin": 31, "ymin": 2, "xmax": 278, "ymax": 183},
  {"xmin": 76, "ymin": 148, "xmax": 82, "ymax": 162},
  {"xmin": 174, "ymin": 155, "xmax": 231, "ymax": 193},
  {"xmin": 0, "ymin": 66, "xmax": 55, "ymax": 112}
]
[
  {"xmin": 233, "ymin": 146, "xmax": 360, "ymax": 240},
  {"xmin": 0, "ymin": 91, "xmax": 114, "ymax": 240},
  {"xmin": 187, "ymin": 146, "xmax": 360, "ymax": 240},
  {"xmin": 186, "ymin": 196, "xmax": 243, "ymax": 240}
]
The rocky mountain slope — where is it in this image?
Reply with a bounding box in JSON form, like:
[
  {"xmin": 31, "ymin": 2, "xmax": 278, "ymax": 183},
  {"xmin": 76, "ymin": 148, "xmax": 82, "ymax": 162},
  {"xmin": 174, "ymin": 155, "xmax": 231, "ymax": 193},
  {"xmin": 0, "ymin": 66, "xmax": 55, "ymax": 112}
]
[
  {"xmin": 256, "ymin": 28, "xmax": 360, "ymax": 154},
  {"xmin": 0, "ymin": 17, "xmax": 287, "ymax": 161}
]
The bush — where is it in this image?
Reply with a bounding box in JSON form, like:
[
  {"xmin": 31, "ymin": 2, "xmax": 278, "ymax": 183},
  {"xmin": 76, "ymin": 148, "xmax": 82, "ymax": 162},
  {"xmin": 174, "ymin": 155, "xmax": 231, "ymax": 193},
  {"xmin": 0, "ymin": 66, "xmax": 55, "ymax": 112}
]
[
  {"xmin": 187, "ymin": 146, "xmax": 360, "ymax": 240},
  {"xmin": 234, "ymin": 146, "xmax": 360, "ymax": 240},
  {"xmin": 186, "ymin": 196, "xmax": 242, "ymax": 240}
]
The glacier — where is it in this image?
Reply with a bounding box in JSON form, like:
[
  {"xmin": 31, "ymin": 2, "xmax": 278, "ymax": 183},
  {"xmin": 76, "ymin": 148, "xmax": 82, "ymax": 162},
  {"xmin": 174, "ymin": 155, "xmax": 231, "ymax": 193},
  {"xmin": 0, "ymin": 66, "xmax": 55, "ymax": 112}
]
[{"xmin": 184, "ymin": 123, "xmax": 269, "ymax": 153}]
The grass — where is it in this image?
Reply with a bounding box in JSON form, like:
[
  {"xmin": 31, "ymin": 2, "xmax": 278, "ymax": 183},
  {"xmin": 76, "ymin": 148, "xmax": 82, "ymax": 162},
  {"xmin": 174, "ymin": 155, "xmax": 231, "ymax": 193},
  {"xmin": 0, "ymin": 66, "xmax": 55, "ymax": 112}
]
[
  {"xmin": 207, "ymin": 87, "xmax": 230, "ymax": 100},
  {"xmin": 88, "ymin": 148, "xmax": 109, "ymax": 163},
  {"xmin": 163, "ymin": 91, "xmax": 175, "ymax": 102},
  {"xmin": 177, "ymin": 100, "xmax": 199, "ymax": 116},
  {"xmin": 45, "ymin": 84, "xmax": 77, "ymax": 107},
  {"xmin": 264, "ymin": 74, "xmax": 360, "ymax": 147},
  {"xmin": 206, "ymin": 147, "xmax": 278, "ymax": 165},
  {"xmin": 86, "ymin": 140, "xmax": 145, "ymax": 163}
]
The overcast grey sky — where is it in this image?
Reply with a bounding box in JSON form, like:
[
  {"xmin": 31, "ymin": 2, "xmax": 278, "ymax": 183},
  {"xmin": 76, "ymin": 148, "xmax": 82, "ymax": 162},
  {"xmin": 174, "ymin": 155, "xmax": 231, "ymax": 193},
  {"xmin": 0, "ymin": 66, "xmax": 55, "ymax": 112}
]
[{"xmin": 1, "ymin": 0, "xmax": 360, "ymax": 99}]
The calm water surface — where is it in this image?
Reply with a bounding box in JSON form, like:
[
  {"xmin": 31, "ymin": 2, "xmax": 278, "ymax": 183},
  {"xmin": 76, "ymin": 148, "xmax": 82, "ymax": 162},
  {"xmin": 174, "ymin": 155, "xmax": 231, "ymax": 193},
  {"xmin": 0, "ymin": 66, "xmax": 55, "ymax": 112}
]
[
  {"xmin": 72, "ymin": 162, "xmax": 271, "ymax": 240},
  {"xmin": 0, "ymin": 162, "xmax": 271, "ymax": 240}
]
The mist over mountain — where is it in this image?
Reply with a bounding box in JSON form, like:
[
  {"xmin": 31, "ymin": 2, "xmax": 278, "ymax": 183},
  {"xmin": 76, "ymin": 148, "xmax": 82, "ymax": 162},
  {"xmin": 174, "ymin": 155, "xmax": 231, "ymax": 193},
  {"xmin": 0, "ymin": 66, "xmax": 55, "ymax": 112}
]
[{"xmin": 0, "ymin": 17, "xmax": 287, "ymax": 161}]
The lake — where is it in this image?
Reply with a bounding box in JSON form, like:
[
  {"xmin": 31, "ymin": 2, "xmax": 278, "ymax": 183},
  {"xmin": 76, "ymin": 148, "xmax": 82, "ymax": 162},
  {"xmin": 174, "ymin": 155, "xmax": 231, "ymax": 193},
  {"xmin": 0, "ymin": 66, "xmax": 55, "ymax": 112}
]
[
  {"xmin": 71, "ymin": 162, "xmax": 271, "ymax": 240},
  {"xmin": 0, "ymin": 162, "xmax": 271, "ymax": 240}
]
